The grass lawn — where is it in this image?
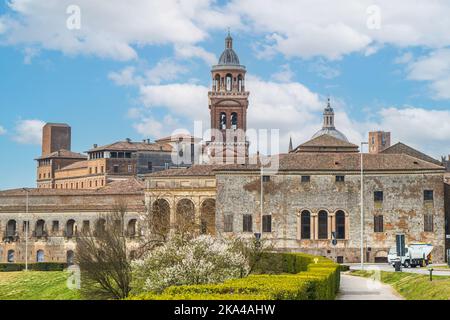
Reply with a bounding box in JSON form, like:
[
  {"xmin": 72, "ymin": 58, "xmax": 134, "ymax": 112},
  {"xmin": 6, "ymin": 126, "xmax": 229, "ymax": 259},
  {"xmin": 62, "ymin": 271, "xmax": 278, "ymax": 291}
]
[
  {"xmin": 351, "ymin": 270, "xmax": 450, "ymax": 300},
  {"xmin": 0, "ymin": 271, "xmax": 80, "ymax": 300}
]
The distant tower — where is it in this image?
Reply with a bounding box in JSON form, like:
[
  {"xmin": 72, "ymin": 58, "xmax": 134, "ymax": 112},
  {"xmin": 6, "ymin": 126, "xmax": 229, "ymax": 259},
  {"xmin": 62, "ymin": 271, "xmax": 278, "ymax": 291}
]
[
  {"xmin": 288, "ymin": 136, "xmax": 293, "ymax": 153},
  {"xmin": 42, "ymin": 123, "xmax": 71, "ymax": 155},
  {"xmin": 369, "ymin": 131, "xmax": 391, "ymax": 154},
  {"xmin": 208, "ymin": 32, "xmax": 249, "ymax": 163}
]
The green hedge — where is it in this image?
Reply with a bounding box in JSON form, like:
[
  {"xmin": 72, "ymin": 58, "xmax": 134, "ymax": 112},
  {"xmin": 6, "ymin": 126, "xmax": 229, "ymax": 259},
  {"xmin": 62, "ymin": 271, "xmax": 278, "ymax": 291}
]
[
  {"xmin": 131, "ymin": 252, "xmax": 340, "ymax": 300},
  {"xmin": 0, "ymin": 263, "xmax": 68, "ymax": 272}
]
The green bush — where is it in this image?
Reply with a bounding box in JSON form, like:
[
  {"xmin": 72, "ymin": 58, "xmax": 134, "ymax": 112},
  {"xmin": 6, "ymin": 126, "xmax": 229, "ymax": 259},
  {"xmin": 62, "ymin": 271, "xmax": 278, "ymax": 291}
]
[
  {"xmin": 0, "ymin": 263, "xmax": 67, "ymax": 272},
  {"xmin": 129, "ymin": 252, "xmax": 340, "ymax": 300}
]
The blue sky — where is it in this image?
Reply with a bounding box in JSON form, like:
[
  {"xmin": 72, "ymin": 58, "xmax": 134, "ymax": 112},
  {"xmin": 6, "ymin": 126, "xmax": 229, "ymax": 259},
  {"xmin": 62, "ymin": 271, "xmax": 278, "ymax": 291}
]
[{"xmin": 0, "ymin": 0, "xmax": 449, "ymax": 189}]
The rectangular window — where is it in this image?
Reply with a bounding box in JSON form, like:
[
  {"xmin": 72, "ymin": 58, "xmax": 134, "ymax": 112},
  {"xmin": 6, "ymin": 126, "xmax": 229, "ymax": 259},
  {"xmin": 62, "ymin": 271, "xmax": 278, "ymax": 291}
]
[
  {"xmin": 101, "ymin": 166, "xmax": 104, "ymax": 173},
  {"xmin": 424, "ymin": 190, "xmax": 433, "ymax": 201},
  {"xmin": 374, "ymin": 215, "xmax": 384, "ymax": 233},
  {"xmin": 262, "ymin": 175, "xmax": 270, "ymax": 182},
  {"xmin": 335, "ymin": 175, "xmax": 345, "ymax": 182},
  {"xmin": 82, "ymin": 220, "xmax": 90, "ymax": 234},
  {"xmin": 52, "ymin": 221, "xmax": 59, "ymax": 232},
  {"xmin": 113, "ymin": 165, "xmax": 119, "ymax": 173},
  {"xmin": 262, "ymin": 215, "xmax": 272, "ymax": 233},
  {"xmin": 224, "ymin": 215, "xmax": 233, "ymax": 232},
  {"xmin": 128, "ymin": 165, "xmax": 133, "ymax": 173},
  {"xmin": 243, "ymin": 214, "xmax": 253, "ymax": 232},
  {"xmin": 148, "ymin": 161, "xmax": 153, "ymax": 171},
  {"xmin": 424, "ymin": 215, "xmax": 433, "ymax": 232},
  {"xmin": 374, "ymin": 191, "xmax": 383, "ymax": 202},
  {"xmin": 89, "ymin": 167, "xmax": 92, "ymax": 174},
  {"xmin": 301, "ymin": 175, "xmax": 310, "ymax": 183}
]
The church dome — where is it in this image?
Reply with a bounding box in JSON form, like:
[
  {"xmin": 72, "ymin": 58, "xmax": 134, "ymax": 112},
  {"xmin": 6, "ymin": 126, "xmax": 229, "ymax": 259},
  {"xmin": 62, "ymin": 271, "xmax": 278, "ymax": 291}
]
[
  {"xmin": 311, "ymin": 98, "xmax": 349, "ymax": 142},
  {"xmin": 218, "ymin": 48, "xmax": 240, "ymax": 65},
  {"xmin": 311, "ymin": 128, "xmax": 349, "ymax": 142}
]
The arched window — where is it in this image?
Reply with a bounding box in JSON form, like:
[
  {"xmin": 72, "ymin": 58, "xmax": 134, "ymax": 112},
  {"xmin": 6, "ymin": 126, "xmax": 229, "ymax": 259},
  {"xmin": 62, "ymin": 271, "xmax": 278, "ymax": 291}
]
[
  {"xmin": 66, "ymin": 219, "xmax": 76, "ymax": 238},
  {"xmin": 226, "ymin": 74, "xmax": 232, "ymax": 91},
  {"xmin": 214, "ymin": 74, "xmax": 220, "ymax": 91},
  {"xmin": 36, "ymin": 249, "xmax": 45, "ymax": 263},
  {"xmin": 231, "ymin": 112, "xmax": 238, "ymax": 130},
  {"xmin": 220, "ymin": 112, "xmax": 227, "ymax": 129},
  {"xmin": 151, "ymin": 199, "xmax": 171, "ymax": 238},
  {"xmin": 35, "ymin": 219, "xmax": 45, "ymax": 238},
  {"xmin": 7, "ymin": 250, "xmax": 14, "ymax": 263},
  {"xmin": 66, "ymin": 250, "xmax": 74, "ymax": 265},
  {"xmin": 6, "ymin": 220, "xmax": 16, "ymax": 237},
  {"xmin": 335, "ymin": 211, "xmax": 346, "ymax": 239},
  {"xmin": 318, "ymin": 210, "xmax": 328, "ymax": 239},
  {"xmin": 127, "ymin": 219, "xmax": 137, "ymax": 238},
  {"xmin": 300, "ymin": 210, "xmax": 311, "ymax": 239},
  {"xmin": 238, "ymin": 74, "xmax": 243, "ymax": 92}
]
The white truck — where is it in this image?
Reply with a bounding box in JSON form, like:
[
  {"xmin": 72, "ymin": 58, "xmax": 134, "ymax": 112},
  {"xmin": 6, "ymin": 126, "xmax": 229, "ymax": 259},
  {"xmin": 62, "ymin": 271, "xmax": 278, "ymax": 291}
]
[{"xmin": 387, "ymin": 243, "xmax": 433, "ymax": 268}]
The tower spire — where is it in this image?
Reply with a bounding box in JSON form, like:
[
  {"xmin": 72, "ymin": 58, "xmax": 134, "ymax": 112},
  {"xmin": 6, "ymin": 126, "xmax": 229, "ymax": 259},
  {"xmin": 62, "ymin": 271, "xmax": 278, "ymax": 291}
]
[
  {"xmin": 323, "ymin": 97, "xmax": 335, "ymax": 129},
  {"xmin": 288, "ymin": 136, "xmax": 293, "ymax": 153},
  {"xmin": 225, "ymin": 29, "xmax": 233, "ymax": 49}
]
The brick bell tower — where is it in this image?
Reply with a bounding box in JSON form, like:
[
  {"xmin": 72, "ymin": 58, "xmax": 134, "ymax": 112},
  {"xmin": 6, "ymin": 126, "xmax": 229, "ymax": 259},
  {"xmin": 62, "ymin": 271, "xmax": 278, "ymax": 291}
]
[{"xmin": 207, "ymin": 32, "xmax": 249, "ymax": 164}]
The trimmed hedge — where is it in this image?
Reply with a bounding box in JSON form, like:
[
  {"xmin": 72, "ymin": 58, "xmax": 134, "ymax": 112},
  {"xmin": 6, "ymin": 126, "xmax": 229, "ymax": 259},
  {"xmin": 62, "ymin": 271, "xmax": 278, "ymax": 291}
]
[
  {"xmin": 0, "ymin": 263, "xmax": 68, "ymax": 272},
  {"xmin": 131, "ymin": 252, "xmax": 340, "ymax": 300}
]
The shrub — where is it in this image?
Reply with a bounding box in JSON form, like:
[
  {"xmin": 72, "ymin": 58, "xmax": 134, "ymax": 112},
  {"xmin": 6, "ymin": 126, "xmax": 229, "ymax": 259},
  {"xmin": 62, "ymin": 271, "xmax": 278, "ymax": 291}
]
[
  {"xmin": 131, "ymin": 235, "xmax": 249, "ymax": 293},
  {"xmin": 129, "ymin": 252, "xmax": 340, "ymax": 300},
  {"xmin": 0, "ymin": 263, "xmax": 67, "ymax": 272}
]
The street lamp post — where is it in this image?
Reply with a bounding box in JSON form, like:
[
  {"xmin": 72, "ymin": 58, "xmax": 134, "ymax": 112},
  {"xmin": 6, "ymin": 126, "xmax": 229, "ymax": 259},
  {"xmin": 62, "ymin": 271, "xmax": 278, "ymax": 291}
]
[
  {"xmin": 360, "ymin": 142, "xmax": 368, "ymax": 270},
  {"xmin": 22, "ymin": 188, "xmax": 29, "ymax": 272}
]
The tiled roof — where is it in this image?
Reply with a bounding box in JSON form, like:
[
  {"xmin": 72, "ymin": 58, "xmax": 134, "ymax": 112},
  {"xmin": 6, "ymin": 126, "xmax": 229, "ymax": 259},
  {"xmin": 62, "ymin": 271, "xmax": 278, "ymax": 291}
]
[
  {"xmin": 0, "ymin": 178, "xmax": 144, "ymax": 196},
  {"xmin": 381, "ymin": 142, "xmax": 442, "ymax": 166},
  {"xmin": 155, "ymin": 134, "xmax": 202, "ymax": 143},
  {"xmin": 215, "ymin": 153, "xmax": 445, "ymax": 173},
  {"xmin": 35, "ymin": 149, "xmax": 87, "ymax": 160},
  {"xmin": 88, "ymin": 140, "xmax": 173, "ymax": 153},
  {"xmin": 147, "ymin": 165, "xmax": 222, "ymax": 177},
  {"xmin": 295, "ymin": 134, "xmax": 359, "ymax": 150},
  {"xmin": 57, "ymin": 160, "xmax": 88, "ymax": 171}
]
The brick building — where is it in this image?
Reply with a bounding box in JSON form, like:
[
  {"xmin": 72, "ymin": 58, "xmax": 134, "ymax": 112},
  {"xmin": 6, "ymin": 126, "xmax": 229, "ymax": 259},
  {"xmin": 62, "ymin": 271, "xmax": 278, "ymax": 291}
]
[{"xmin": 0, "ymin": 179, "xmax": 144, "ymax": 263}]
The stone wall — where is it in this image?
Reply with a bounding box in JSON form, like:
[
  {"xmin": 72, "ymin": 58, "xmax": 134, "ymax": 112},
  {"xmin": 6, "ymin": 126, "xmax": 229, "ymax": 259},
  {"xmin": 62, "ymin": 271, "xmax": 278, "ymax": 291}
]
[{"xmin": 215, "ymin": 171, "xmax": 446, "ymax": 263}]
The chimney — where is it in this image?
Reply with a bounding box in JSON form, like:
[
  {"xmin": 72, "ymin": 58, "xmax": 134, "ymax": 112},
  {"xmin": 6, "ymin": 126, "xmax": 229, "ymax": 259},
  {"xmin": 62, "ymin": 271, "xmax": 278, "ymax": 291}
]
[
  {"xmin": 93, "ymin": 144, "xmax": 98, "ymax": 148},
  {"xmin": 147, "ymin": 139, "xmax": 151, "ymax": 144},
  {"xmin": 126, "ymin": 138, "xmax": 131, "ymax": 143}
]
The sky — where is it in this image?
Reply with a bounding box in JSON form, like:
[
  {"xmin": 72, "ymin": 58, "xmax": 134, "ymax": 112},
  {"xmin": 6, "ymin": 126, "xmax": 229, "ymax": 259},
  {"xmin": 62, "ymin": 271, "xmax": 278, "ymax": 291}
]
[{"xmin": 0, "ymin": 0, "xmax": 449, "ymax": 189}]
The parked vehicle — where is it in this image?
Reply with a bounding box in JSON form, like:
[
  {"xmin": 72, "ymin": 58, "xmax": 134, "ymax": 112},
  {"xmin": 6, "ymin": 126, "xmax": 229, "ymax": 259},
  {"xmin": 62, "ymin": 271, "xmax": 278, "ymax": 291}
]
[{"xmin": 387, "ymin": 243, "xmax": 433, "ymax": 268}]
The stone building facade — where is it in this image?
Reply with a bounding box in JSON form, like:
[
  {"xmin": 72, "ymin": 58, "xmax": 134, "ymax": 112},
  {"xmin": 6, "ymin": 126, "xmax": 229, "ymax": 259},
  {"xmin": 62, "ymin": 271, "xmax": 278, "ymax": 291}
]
[{"xmin": 0, "ymin": 179, "xmax": 144, "ymax": 263}]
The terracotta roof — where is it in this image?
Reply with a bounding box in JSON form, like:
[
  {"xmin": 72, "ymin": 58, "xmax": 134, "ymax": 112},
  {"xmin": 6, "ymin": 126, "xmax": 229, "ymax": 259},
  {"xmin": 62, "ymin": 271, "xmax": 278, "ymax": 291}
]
[
  {"xmin": 215, "ymin": 153, "xmax": 445, "ymax": 173},
  {"xmin": 380, "ymin": 142, "xmax": 442, "ymax": 166},
  {"xmin": 57, "ymin": 160, "xmax": 88, "ymax": 171},
  {"xmin": 147, "ymin": 165, "xmax": 221, "ymax": 177},
  {"xmin": 87, "ymin": 141, "xmax": 172, "ymax": 153},
  {"xmin": 294, "ymin": 134, "xmax": 359, "ymax": 150},
  {"xmin": 155, "ymin": 134, "xmax": 202, "ymax": 143},
  {"xmin": 0, "ymin": 178, "xmax": 144, "ymax": 196},
  {"xmin": 35, "ymin": 149, "xmax": 87, "ymax": 160}
]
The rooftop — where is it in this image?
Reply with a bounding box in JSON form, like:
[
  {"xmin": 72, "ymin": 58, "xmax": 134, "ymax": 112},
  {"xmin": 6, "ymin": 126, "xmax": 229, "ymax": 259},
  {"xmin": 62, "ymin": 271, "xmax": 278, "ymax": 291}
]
[
  {"xmin": 35, "ymin": 149, "xmax": 87, "ymax": 161},
  {"xmin": 293, "ymin": 134, "xmax": 359, "ymax": 153},
  {"xmin": 88, "ymin": 140, "xmax": 172, "ymax": 153}
]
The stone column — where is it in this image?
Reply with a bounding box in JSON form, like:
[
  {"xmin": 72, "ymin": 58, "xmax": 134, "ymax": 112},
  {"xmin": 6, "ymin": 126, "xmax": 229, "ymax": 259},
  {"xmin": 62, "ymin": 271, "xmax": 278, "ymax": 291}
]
[{"xmin": 312, "ymin": 212, "xmax": 318, "ymax": 240}]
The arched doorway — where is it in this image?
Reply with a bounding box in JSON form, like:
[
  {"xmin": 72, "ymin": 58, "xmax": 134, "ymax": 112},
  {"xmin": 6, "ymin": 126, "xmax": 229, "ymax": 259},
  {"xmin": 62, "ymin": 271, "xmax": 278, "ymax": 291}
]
[
  {"xmin": 36, "ymin": 249, "xmax": 45, "ymax": 263},
  {"xmin": 151, "ymin": 199, "xmax": 171, "ymax": 238},
  {"xmin": 176, "ymin": 199, "xmax": 195, "ymax": 234},
  {"xmin": 374, "ymin": 250, "xmax": 388, "ymax": 263},
  {"xmin": 200, "ymin": 199, "xmax": 216, "ymax": 235},
  {"xmin": 66, "ymin": 250, "xmax": 74, "ymax": 265}
]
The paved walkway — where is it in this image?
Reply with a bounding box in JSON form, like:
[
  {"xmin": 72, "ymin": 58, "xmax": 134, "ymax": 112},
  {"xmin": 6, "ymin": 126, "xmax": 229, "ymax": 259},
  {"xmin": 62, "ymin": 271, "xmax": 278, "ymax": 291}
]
[
  {"xmin": 348, "ymin": 263, "xmax": 450, "ymax": 276},
  {"xmin": 337, "ymin": 274, "xmax": 403, "ymax": 300}
]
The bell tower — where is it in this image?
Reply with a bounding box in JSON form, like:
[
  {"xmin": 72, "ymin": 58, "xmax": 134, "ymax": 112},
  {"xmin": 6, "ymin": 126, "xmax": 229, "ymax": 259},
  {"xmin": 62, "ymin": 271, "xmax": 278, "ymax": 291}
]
[{"xmin": 207, "ymin": 32, "xmax": 249, "ymax": 164}]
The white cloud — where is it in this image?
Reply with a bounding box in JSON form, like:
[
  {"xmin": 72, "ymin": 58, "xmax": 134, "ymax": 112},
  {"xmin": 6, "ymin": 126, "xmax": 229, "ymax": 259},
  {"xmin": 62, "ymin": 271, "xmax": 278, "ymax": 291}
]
[
  {"xmin": 230, "ymin": 0, "xmax": 450, "ymax": 60},
  {"xmin": 12, "ymin": 119, "xmax": 45, "ymax": 145},
  {"xmin": 0, "ymin": 125, "xmax": 6, "ymax": 135},
  {"xmin": 406, "ymin": 49, "xmax": 450, "ymax": 99},
  {"xmin": 174, "ymin": 44, "xmax": 217, "ymax": 65},
  {"xmin": 271, "ymin": 64, "xmax": 294, "ymax": 82},
  {"xmin": 145, "ymin": 59, "xmax": 188, "ymax": 85},
  {"xmin": 108, "ymin": 66, "xmax": 143, "ymax": 87},
  {"xmin": 133, "ymin": 114, "xmax": 182, "ymax": 138},
  {"xmin": 0, "ymin": 0, "xmax": 236, "ymax": 61}
]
